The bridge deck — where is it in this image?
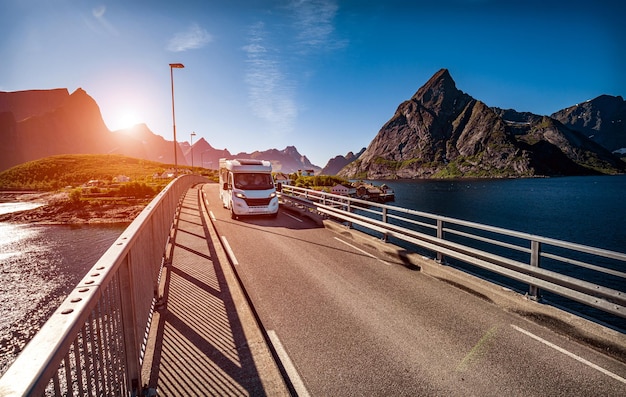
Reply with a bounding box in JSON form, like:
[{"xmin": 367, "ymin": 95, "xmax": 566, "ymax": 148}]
[{"xmin": 140, "ymin": 185, "xmax": 289, "ymax": 396}]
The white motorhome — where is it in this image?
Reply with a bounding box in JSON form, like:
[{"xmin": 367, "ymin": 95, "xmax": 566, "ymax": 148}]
[{"xmin": 219, "ymin": 158, "xmax": 278, "ymax": 218}]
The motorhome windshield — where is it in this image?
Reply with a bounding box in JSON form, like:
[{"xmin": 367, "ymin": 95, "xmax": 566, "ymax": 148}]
[{"xmin": 233, "ymin": 173, "xmax": 274, "ymax": 190}]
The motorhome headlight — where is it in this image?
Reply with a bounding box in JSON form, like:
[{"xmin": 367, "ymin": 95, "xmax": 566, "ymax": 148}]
[
  {"xmin": 235, "ymin": 192, "xmax": 247, "ymax": 199},
  {"xmin": 269, "ymin": 192, "xmax": 277, "ymax": 198}
]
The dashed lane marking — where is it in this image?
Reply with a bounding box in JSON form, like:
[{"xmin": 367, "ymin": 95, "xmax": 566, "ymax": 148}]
[
  {"xmin": 220, "ymin": 236, "xmax": 239, "ymax": 266},
  {"xmin": 284, "ymin": 212, "xmax": 303, "ymax": 223},
  {"xmin": 334, "ymin": 237, "xmax": 391, "ymax": 266},
  {"xmin": 511, "ymin": 324, "xmax": 626, "ymax": 385}
]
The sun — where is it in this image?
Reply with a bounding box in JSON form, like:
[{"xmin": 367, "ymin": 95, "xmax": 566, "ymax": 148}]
[
  {"xmin": 106, "ymin": 107, "xmax": 144, "ymax": 131},
  {"xmin": 115, "ymin": 110, "xmax": 143, "ymax": 130}
]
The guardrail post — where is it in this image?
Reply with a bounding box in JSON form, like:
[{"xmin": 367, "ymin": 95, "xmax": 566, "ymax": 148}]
[
  {"xmin": 436, "ymin": 219, "xmax": 444, "ymax": 263},
  {"xmin": 118, "ymin": 254, "xmax": 143, "ymax": 395},
  {"xmin": 529, "ymin": 240, "xmax": 541, "ymax": 300},
  {"xmin": 381, "ymin": 207, "xmax": 389, "ymax": 242}
]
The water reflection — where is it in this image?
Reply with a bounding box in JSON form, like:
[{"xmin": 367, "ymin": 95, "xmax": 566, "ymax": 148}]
[
  {"xmin": 0, "ymin": 222, "xmax": 125, "ymax": 375},
  {"xmin": 0, "ymin": 202, "xmax": 44, "ymax": 215}
]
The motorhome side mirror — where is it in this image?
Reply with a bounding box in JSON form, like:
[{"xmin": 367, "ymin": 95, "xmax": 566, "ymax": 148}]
[
  {"xmin": 276, "ymin": 182, "xmax": 282, "ymax": 192},
  {"xmin": 223, "ymin": 182, "xmax": 229, "ymax": 190}
]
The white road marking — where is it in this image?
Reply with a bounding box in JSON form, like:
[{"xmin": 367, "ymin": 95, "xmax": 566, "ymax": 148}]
[
  {"xmin": 511, "ymin": 324, "xmax": 626, "ymax": 385},
  {"xmin": 267, "ymin": 330, "xmax": 310, "ymax": 397},
  {"xmin": 334, "ymin": 237, "xmax": 391, "ymax": 265},
  {"xmin": 284, "ymin": 212, "xmax": 303, "ymax": 222},
  {"xmin": 220, "ymin": 236, "xmax": 239, "ymax": 266},
  {"xmin": 209, "ymin": 210, "xmax": 216, "ymax": 221}
]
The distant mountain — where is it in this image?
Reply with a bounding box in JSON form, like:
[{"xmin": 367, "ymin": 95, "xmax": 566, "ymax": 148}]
[
  {"xmin": 0, "ymin": 88, "xmax": 323, "ymax": 174},
  {"xmin": 232, "ymin": 145, "xmax": 321, "ymax": 174},
  {"xmin": 0, "ymin": 88, "xmax": 68, "ymax": 121},
  {"xmin": 3, "ymin": 84, "xmax": 624, "ymax": 179},
  {"xmin": 110, "ymin": 123, "xmax": 186, "ymax": 165},
  {"xmin": 338, "ymin": 69, "xmax": 625, "ymax": 179},
  {"xmin": 551, "ymin": 95, "xmax": 626, "ymax": 155},
  {"xmin": 182, "ymin": 137, "xmax": 231, "ymax": 169},
  {"xmin": 320, "ymin": 148, "xmax": 365, "ymax": 175},
  {"xmin": 0, "ymin": 88, "xmax": 114, "ymax": 171}
]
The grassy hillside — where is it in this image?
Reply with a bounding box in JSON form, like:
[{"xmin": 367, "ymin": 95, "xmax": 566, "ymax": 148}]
[{"xmin": 0, "ymin": 154, "xmax": 217, "ymax": 191}]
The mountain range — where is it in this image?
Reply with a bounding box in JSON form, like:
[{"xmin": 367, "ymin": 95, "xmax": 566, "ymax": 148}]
[
  {"xmin": 1, "ymin": 71, "xmax": 624, "ymax": 179},
  {"xmin": 338, "ymin": 69, "xmax": 625, "ymax": 179},
  {"xmin": 0, "ymin": 88, "xmax": 319, "ymax": 174}
]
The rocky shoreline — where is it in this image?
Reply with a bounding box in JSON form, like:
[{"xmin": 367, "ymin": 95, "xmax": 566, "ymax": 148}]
[{"xmin": 0, "ymin": 191, "xmax": 146, "ymax": 225}]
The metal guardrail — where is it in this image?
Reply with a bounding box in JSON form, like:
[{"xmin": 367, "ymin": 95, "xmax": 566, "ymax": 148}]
[
  {"xmin": 0, "ymin": 175, "xmax": 208, "ymax": 397},
  {"xmin": 279, "ymin": 185, "xmax": 626, "ymax": 320}
]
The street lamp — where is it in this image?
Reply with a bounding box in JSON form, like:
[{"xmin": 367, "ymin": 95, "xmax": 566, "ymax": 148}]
[
  {"xmin": 169, "ymin": 63, "xmax": 184, "ymax": 177},
  {"xmin": 190, "ymin": 131, "xmax": 196, "ymax": 169}
]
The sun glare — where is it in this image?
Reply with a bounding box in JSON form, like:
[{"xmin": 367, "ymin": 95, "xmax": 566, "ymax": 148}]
[{"xmin": 110, "ymin": 109, "xmax": 142, "ymax": 131}]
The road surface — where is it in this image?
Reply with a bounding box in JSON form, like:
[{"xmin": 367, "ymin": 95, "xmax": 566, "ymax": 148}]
[{"xmin": 202, "ymin": 183, "xmax": 626, "ymax": 396}]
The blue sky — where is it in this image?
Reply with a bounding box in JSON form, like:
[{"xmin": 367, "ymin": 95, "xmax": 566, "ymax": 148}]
[{"xmin": 1, "ymin": 0, "xmax": 624, "ymax": 167}]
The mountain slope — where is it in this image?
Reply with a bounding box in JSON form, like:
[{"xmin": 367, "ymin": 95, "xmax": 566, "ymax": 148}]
[
  {"xmin": 339, "ymin": 69, "xmax": 625, "ymax": 179},
  {"xmin": 320, "ymin": 148, "xmax": 365, "ymax": 175},
  {"xmin": 551, "ymin": 94, "xmax": 626, "ymax": 154}
]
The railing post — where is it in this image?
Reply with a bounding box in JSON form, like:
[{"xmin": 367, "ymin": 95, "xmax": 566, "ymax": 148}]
[
  {"xmin": 118, "ymin": 254, "xmax": 143, "ymax": 395},
  {"xmin": 382, "ymin": 207, "xmax": 388, "ymax": 242},
  {"xmin": 529, "ymin": 240, "xmax": 541, "ymax": 300},
  {"xmin": 436, "ymin": 219, "xmax": 444, "ymax": 263}
]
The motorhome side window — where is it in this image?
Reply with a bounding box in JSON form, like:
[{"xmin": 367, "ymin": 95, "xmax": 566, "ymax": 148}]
[{"xmin": 234, "ymin": 173, "xmax": 274, "ymax": 190}]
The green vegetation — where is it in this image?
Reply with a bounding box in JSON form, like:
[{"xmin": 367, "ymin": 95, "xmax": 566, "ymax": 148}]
[
  {"xmin": 432, "ymin": 162, "xmax": 463, "ymax": 178},
  {"xmin": 293, "ymin": 175, "xmax": 351, "ymax": 190},
  {"xmin": 0, "ymin": 154, "xmax": 218, "ymax": 193},
  {"xmin": 373, "ymin": 157, "xmax": 420, "ymax": 170}
]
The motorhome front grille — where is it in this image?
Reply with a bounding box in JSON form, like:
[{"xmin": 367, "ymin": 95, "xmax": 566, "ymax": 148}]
[{"xmin": 245, "ymin": 198, "xmax": 272, "ymax": 207}]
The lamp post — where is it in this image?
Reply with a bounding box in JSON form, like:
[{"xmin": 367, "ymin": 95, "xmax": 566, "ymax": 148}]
[
  {"xmin": 190, "ymin": 131, "xmax": 196, "ymax": 169},
  {"xmin": 169, "ymin": 63, "xmax": 184, "ymax": 177}
]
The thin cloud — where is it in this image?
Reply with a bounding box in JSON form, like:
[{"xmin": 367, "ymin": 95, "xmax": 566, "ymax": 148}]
[
  {"xmin": 87, "ymin": 5, "xmax": 118, "ymax": 36},
  {"xmin": 241, "ymin": 1, "xmax": 344, "ymax": 134},
  {"xmin": 167, "ymin": 23, "xmax": 213, "ymax": 52},
  {"xmin": 289, "ymin": 0, "xmax": 345, "ymax": 51},
  {"xmin": 243, "ymin": 22, "xmax": 298, "ymax": 134}
]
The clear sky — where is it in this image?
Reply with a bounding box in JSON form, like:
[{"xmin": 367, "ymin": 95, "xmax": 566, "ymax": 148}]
[{"xmin": 2, "ymin": 0, "xmax": 624, "ymax": 167}]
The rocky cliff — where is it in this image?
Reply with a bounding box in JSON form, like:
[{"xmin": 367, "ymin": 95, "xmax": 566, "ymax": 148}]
[
  {"xmin": 320, "ymin": 148, "xmax": 365, "ymax": 175},
  {"xmin": 0, "ymin": 88, "xmax": 69, "ymax": 121},
  {"xmin": 338, "ymin": 69, "xmax": 625, "ymax": 179},
  {"xmin": 551, "ymin": 94, "xmax": 626, "ymax": 154}
]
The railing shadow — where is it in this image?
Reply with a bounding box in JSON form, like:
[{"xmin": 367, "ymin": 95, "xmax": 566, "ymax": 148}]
[{"xmin": 144, "ymin": 188, "xmax": 267, "ymax": 396}]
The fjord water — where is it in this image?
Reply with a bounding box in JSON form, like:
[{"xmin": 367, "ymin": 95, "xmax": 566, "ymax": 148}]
[
  {"xmin": 384, "ymin": 175, "xmax": 625, "ymax": 253},
  {"xmin": 371, "ymin": 174, "xmax": 626, "ymax": 330},
  {"xmin": 0, "ymin": 222, "xmax": 125, "ymax": 375}
]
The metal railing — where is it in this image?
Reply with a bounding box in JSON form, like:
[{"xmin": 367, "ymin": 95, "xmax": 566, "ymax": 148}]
[
  {"xmin": 0, "ymin": 175, "xmax": 208, "ymax": 397},
  {"xmin": 279, "ymin": 185, "xmax": 626, "ymax": 320}
]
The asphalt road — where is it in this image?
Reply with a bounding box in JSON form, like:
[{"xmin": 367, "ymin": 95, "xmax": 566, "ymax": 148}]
[{"xmin": 202, "ymin": 184, "xmax": 626, "ymax": 396}]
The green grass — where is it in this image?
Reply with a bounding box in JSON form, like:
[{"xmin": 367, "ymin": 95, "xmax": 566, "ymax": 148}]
[{"xmin": 0, "ymin": 154, "xmax": 217, "ymax": 191}]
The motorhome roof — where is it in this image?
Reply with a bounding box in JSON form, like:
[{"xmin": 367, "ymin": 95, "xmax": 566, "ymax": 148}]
[
  {"xmin": 235, "ymin": 159, "xmax": 264, "ymax": 165},
  {"xmin": 220, "ymin": 158, "xmax": 272, "ymax": 171}
]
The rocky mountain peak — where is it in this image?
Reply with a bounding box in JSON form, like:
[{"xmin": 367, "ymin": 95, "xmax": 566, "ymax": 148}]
[
  {"xmin": 551, "ymin": 94, "xmax": 626, "ymax": 153},
  {"xmin": 411, "ymin": 68, "xmax": 470, "ymax": 117},
  {"xmin": 337, "ymin": 69, "xmax": 625, "ymax": 179},
  {"xmin": 0, "ymin": 88, "xmax": 69, "ymax": 121}
]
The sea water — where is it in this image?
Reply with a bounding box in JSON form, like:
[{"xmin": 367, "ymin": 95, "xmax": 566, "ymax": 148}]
[
  {"xmin": 0, "ymin": 222, "xmax": 125, "ymax": 375},
  {"xmin": 365, "ymin": 175, "xmax": 626, "ymax": 330}
]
